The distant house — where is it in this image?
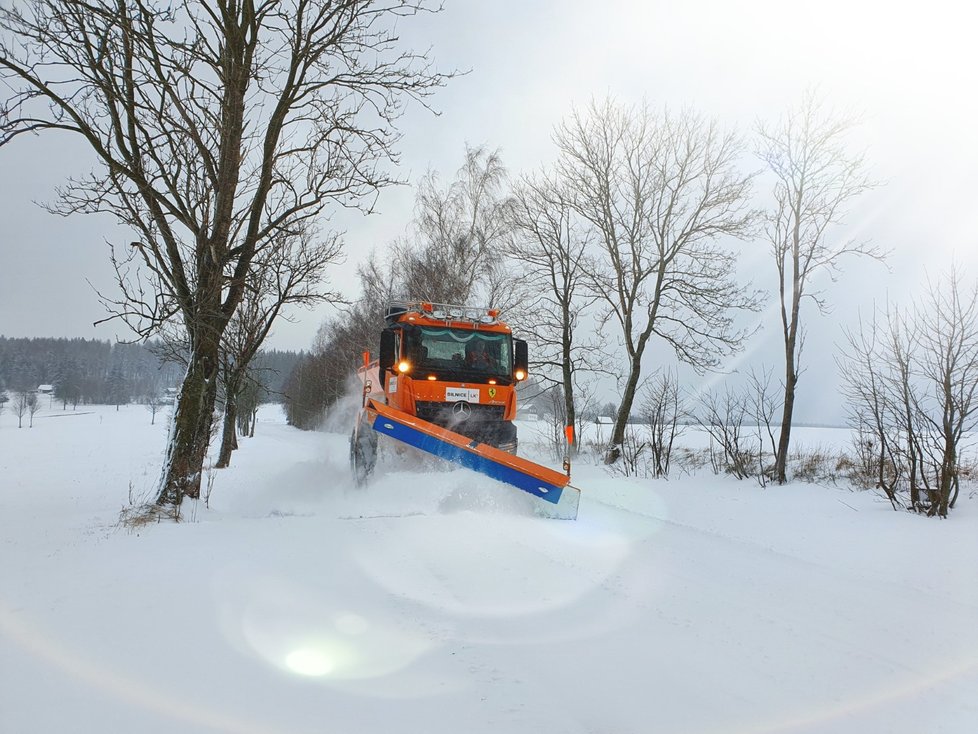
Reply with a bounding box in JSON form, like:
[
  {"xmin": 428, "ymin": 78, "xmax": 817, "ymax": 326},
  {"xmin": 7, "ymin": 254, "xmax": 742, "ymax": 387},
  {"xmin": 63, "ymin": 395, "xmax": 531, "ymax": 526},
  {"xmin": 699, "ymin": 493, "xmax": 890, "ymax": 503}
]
[
  {"xmin": 596, "ymin": 415, "xmax": 613, "ymax": 425},
  {"xmin": 37, "ymin": 384, "xmax": 54, "ymax": 395}
]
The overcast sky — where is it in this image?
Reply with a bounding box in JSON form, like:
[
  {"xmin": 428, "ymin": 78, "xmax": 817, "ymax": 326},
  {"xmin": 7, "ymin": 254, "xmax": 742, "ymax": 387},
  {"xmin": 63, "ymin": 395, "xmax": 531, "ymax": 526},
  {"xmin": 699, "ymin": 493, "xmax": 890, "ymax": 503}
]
[{"xmin": 1, "ymin": 0, "xmax": 976, "ymax": 423}]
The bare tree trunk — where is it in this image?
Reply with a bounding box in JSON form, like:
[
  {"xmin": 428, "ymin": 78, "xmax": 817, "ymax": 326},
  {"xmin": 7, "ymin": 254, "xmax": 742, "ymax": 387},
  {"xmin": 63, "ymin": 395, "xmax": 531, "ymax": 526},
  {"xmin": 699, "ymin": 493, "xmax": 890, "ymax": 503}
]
[
  {"xmin": 908, "ymin": 457, "xmax": 921, "ymax": 510},
  {"xmin": 607, "ymin": 356, "xmax": 642, "ymax": 463},
  {"xmin": 938, "ymin": 439, "xmax": 955, "ymax": 518},
  {"xmin": 899, "ymin": 358, "xmax": 922, "ymax": 511},
  {"xmin": 775, "ymin": 339, "xmax": 798, "ymax": 483},
  {"xmin": 561, "ymin": 319, "xmax": 577, "ymax": 453},
  {"xmin": 216, "ymin": 397, "xmax": 238, "ymax": 469},
  {"xmin": 215, "ymin": 363, "xmax": 245, "ymax": 469},
  {"xmin": 156, "ymin": 339, "xmax": 220, "ymax": 504}
]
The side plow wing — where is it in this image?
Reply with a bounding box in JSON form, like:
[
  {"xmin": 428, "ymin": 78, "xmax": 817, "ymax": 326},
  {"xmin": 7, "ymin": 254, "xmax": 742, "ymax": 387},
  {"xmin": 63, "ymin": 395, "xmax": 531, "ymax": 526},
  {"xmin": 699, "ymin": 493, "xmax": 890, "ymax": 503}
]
[{"xmin": 365, "ymin": 400, "xmax": 581, "ymax": 520}]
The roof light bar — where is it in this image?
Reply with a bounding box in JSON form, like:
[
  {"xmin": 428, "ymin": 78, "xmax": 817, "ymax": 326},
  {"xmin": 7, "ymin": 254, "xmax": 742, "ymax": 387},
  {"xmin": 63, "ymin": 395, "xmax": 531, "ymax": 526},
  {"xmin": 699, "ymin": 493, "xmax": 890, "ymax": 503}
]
[{"xmin": 386, "ymin": 300, "xmax": 502, "ymax": 324}]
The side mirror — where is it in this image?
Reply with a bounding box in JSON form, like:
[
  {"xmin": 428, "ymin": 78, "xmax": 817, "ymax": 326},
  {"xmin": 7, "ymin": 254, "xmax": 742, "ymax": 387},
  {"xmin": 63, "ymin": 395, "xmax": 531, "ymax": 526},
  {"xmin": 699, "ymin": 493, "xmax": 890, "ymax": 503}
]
[{"xmin": 514, "ymin": 338, "xmax": 528, "ymax": 380}]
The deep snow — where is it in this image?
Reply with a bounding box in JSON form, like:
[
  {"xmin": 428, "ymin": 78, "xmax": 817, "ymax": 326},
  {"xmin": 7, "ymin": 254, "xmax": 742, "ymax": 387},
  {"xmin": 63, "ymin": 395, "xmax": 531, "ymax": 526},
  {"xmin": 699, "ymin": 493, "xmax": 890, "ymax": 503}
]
[{"xmin": 1, "ymin": 403, "xmax": 977, "ymax": 733}]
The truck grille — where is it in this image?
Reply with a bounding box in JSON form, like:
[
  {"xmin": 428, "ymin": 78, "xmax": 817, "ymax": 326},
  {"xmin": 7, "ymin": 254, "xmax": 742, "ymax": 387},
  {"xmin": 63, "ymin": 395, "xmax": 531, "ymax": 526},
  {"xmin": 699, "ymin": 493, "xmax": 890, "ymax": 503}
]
[{"xmin": 415, "ymin": 401, "xmax": 505, "ymax": 425}]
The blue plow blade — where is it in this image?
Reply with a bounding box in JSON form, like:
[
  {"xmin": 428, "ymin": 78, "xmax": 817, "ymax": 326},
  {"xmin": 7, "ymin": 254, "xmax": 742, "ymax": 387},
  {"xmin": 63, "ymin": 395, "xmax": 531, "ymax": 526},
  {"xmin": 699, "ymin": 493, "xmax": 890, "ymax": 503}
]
[{"xmin": 371, "ymin": 413, "xmax": 568, "ymax": 505}]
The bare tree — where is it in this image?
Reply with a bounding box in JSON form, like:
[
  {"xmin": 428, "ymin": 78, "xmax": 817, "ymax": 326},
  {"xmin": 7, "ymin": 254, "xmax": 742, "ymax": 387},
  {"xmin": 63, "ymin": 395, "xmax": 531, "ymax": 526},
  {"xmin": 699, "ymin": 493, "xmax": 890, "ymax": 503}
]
[
  {"xmin": 884, "ymin": 307, "xmax": 924, "ymax": 509},
  {"xmin": 331, "ymin": 249, "xmax": 397, "ymax": 374},
  {"xmin": 913, "ymin": 269, "xmax": 978, "ymax": 516},
  {"xmin": 639, "ymin": 369, "xmax": 686, "ymax": 478},
  {"xmin": 0, "ymin": 1, "xmax": 448, "ymax": 506},
  {"xmin": 757, "ymin": 92, "xmax": 883, "ymax": 484},
  {"xmin": 537, "ymin": 384, "xmax": 572, "ymax": 461},
  {"xmin": 696, "ymin": 386, "xmax": 753, "ymax": 479},
  {"xmin": 840, "ymin": 269, "xmax": 978, "ymax": 517},
  {"xmin": 567, "ymin": 374, "xmax": 598, "ymax": 454},
  {"xmin": 144, "ymin": 385, "xmax": 165, "ymax": 426},
  {"xmin": 555, "ymin": 98, "xmax": 759, "ymax": 464},
  {"xmin": 743, "ymin": 367, "xmax": 782, "ymax": 484},
  {"xmin": 396, "ymin": 145, "xmax": 516, "ymax": 307},
  {"xmin": 27, "ymin": 391, "xmax": 40, "ymax": 427},
  {"xmin": 838, "ymin": 307, "xmax": 904, "ymax": 507},
  {"xmin": 507, "ymin": 169, "xmax": 599, "ymax": 453},
  {"xmin": 12, "ymin": 390, "xmax": 30, "ymax": 429},
  {"xmin": 235, "ymin": 371, "xmax": 265, "ymax": 438},
  {"xmin": 215, "ymin": 227, "xmax": 341, "ymax": 468}
]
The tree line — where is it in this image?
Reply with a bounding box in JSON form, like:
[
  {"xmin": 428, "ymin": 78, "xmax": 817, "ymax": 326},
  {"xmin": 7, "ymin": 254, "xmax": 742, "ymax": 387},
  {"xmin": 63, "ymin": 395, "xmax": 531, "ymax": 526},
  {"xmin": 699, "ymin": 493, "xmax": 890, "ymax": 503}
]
[
  {"xmin": 0, "ymin": 336, "xmax": 300, "ymax": 416},
  {"xmin": 0, "ymin": 336, "xmax": 302, "ymax": 435},
  {"xmin": 0, "ymin": 337, "xmax": 183, "ymax": 408}
]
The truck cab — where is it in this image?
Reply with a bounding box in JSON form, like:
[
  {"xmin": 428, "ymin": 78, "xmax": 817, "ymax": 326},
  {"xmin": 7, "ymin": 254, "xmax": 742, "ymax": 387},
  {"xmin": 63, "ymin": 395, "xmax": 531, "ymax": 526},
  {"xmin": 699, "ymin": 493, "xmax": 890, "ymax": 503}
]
[{"xmin": 376, "ymin": 302, "xmax": 528, "ymax": 452}]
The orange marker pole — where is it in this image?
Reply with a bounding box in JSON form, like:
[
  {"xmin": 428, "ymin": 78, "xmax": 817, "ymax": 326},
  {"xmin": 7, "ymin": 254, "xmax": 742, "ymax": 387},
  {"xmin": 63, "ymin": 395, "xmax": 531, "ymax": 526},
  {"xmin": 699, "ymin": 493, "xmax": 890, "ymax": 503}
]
[{"xmin": 563, "ymin": 425, "xmax": 575, "ymax": 477}]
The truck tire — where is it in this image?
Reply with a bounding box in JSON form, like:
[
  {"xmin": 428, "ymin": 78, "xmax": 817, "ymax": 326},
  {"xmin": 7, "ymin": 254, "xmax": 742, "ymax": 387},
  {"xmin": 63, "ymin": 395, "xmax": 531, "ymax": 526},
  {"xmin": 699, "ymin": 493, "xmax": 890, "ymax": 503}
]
[
  {"xmin": 494, "ymin": 420, "xmax": 518, "ymax": 454},
  {"xmin": 349, "ymin": 415, "xmax": 378, "ymax": 486}
]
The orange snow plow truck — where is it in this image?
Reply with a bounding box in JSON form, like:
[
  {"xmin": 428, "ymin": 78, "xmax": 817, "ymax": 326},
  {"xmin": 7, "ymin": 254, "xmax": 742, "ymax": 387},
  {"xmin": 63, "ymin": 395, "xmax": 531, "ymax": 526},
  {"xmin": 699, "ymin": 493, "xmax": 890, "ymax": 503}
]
[{"xmin": 349, "ymin": 301, "xmax": 581, "ymax": 519}]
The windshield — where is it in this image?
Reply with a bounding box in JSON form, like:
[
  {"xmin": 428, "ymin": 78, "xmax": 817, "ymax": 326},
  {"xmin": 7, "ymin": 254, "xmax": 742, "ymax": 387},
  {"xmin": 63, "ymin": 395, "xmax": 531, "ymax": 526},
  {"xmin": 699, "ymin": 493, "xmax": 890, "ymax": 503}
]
[{"xmin": 408, "ymin": 326, "xmax": 512, "ymax": 378}]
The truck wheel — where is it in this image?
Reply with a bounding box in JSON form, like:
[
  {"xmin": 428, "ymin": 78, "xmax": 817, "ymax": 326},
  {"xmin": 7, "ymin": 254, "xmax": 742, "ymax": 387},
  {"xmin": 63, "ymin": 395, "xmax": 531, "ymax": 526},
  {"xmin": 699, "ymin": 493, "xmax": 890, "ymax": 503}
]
[
  {"xmin": 495, "ymin": 420, "xmax": 518, "ymax": 454},
  {"xmin": 349, "ymin": 418, "xmax": 378, "ymax": 486}
]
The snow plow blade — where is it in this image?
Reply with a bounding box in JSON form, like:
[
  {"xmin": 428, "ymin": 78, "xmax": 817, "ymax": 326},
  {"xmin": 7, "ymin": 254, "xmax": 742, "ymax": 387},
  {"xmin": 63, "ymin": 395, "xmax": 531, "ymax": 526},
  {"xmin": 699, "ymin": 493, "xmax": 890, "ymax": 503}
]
[{"xmin": 365, "ymin": 399, "xmax": 580, "ymax": 520}]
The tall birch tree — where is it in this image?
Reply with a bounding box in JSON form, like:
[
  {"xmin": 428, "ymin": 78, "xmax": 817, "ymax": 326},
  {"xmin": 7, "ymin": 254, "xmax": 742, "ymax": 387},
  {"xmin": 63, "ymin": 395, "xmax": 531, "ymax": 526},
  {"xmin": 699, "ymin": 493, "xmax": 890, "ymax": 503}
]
[
  {"xmin": 555, "ymin": 98, "xmax": 759, "ymax": 463},
  {"xmin": 507, "ymin": 169, "xmax": 596, "ymax": 453},
  {"xmin": 757, "ymin": 93, "xmax": 882, "ymax": 484}
]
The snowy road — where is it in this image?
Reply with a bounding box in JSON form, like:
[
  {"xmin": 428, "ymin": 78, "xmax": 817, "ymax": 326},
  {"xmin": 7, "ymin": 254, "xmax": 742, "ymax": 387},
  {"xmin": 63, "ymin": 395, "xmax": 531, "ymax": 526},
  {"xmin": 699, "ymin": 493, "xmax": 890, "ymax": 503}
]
[{"xmin": 2, "ymin": 405, "xmax": 977, "ymax": 733}]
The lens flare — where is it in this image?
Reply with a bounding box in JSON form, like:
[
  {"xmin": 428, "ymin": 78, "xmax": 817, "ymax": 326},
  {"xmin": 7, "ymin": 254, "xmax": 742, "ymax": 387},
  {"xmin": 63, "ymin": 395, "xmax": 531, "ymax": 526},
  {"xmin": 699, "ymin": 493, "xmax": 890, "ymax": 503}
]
[{"xmin": 285, "ymin": 648, "xmax": 334, "ymax": 677}]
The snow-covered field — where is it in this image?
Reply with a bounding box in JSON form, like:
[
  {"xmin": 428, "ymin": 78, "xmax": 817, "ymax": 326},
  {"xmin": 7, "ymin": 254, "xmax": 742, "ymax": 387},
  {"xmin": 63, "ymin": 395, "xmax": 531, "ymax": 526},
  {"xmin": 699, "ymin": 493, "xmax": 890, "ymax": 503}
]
[{"xmin": 2, "ymin": 403, "xmax": 977, "ymax": 733}]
